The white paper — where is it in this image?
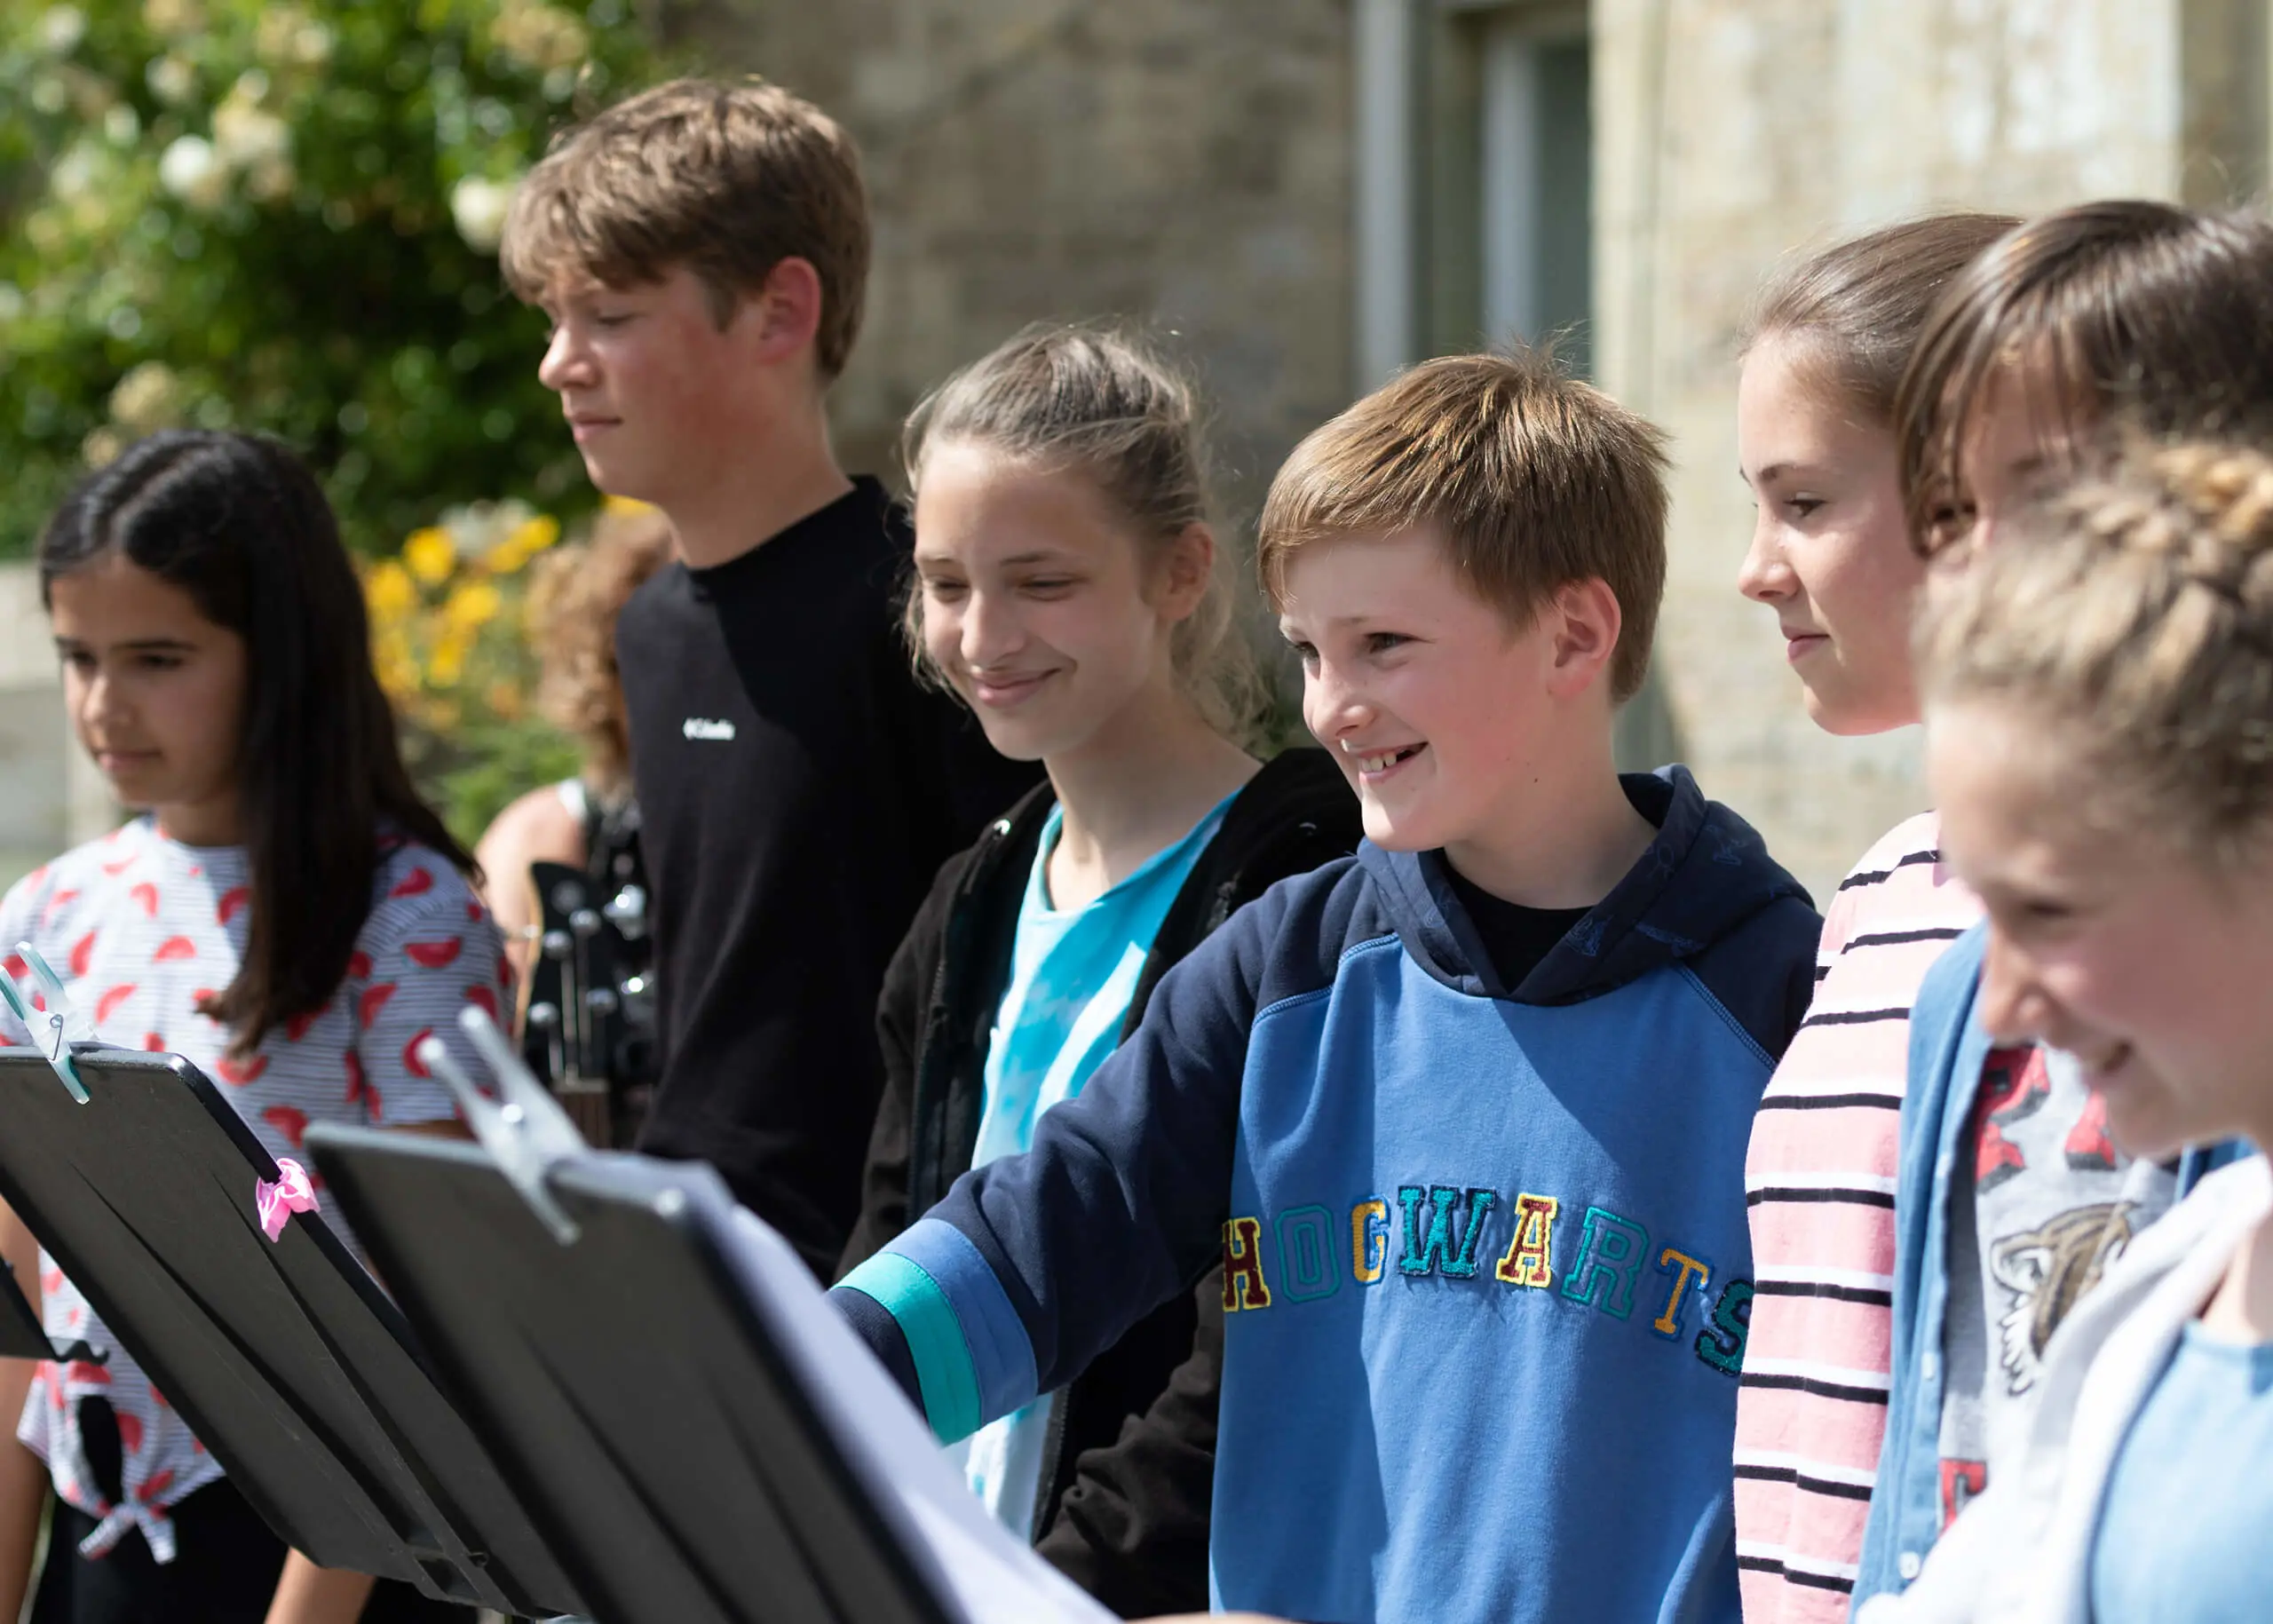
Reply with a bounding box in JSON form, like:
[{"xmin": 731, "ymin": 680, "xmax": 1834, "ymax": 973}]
[{"xmin": 717, "ymin": 1204, "xmax": 1114, "ymax": 1624}]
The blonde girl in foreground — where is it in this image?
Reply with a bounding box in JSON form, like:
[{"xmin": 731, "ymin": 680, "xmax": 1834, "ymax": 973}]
[{"xmin": 1864, "ymin": 439, "xmax": 2273, "ymax": 1623}]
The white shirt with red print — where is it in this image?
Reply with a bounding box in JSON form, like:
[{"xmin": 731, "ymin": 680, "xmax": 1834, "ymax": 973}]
[{"xmin": 0, "ymin": 817, "xmax": 506, "ymax": 1564}]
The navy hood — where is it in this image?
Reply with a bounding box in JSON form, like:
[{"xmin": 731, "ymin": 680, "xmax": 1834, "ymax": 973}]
[{"xmin": 1358, "ymin": 764, "xmax": 1817, "ymax": 1013}]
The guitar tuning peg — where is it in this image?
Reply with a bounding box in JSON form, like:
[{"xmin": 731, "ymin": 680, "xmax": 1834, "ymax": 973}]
[{"xmin": 602, "ymin": 884, "xmax": 647, "ymax": 941}]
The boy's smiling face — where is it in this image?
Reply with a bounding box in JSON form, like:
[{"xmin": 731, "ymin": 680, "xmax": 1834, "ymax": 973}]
[{"xmin": 1279, "ymin": 527, "xmax": 1558, "ymax": 853}]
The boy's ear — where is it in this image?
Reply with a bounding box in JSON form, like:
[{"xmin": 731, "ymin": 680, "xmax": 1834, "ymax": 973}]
[
  {"xmin": 1542, "ymin": 577, "xmax": 1623, "ymax": 701},
  {"xmin": 744, "ymin": 256, "xmax": 826, "ymax": 368},
  {"xmin": 1154, "ymin": 523, "xmax": 1217, "ymax": 623}
]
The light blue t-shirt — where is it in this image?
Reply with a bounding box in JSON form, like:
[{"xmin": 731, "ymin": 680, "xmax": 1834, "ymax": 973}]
[
  {"xmin": 2091, "ymin": 1319, "xmax": 2273, "ymax": 1622},
  {"xmin": 950, "ymin": 793, "xmax": 1232, "ymax": 1534}
]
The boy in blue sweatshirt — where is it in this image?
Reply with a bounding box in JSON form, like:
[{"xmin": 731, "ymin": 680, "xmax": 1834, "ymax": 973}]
[{"xmin": 836, "ymin": 351, "xmax": 1822, "ymax": 1623}]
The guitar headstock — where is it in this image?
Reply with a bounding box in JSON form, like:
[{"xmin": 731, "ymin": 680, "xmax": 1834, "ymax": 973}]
[{"xmin": 524, "ymin": 860, "xmax": 657, "ymax": 1148}]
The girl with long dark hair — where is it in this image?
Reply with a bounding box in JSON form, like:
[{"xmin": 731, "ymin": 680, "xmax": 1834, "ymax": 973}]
[{"xmin": 0, "ymin": 431, "xmax": 503, "ymax": 1623}]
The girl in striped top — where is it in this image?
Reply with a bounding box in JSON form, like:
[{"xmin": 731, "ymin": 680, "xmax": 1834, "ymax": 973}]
[
  {"xmin": 0, "ymin": 433, "xmax": 504, "ymax": 1624},
  {"xmin": 1730, "ymin": 214, "xmax": 2017, "ymax": 1620}
]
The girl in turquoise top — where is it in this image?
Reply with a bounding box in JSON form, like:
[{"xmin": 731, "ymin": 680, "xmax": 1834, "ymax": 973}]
[{"xmin": 836, "ymin": 324, "xmax": 1358, "ymax": 1615}]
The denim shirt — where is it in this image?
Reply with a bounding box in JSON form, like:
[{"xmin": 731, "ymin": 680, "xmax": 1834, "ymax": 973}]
[{"xmin": 1852, "ymin": 923, "xmax": 2242, "ymax": 1609}]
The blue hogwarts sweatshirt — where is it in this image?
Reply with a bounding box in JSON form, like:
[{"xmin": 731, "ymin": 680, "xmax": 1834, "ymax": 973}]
[{"xmin": 836, "ymin": 767, "xmax": 1821, "ymax": 1623}]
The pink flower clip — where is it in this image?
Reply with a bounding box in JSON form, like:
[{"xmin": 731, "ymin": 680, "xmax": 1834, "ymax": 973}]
[{"xmin": 255, "ymin": 1158, "xmax": 318, "ymax": 1242}]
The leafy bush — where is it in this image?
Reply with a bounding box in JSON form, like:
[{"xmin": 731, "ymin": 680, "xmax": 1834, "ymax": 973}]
[{"xmin": 0, "ymin": 0, "xmax": 671, "ymax": 558}]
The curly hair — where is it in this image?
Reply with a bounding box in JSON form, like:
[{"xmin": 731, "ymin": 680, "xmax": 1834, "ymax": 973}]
[
  {"xmin": 1916, "ymin": 436, "xmax": 2273, "ymax": 867},
  {"xmin": 528, "ymin": 504, "xmax": 677, "ymax": 800}
]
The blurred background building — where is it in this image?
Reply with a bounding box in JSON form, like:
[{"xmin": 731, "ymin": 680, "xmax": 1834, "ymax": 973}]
[{"xmin": 4, "ymin": 0, "xmax": 2269, "ymax": 894}]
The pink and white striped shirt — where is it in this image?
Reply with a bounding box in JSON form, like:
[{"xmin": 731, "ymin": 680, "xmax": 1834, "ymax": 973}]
[
  {"xmin": 1734, "ymin": 812, "xmax": 1981, "ymax": 1621},
  {"xmin": 0, "ymin": 818, "xmax": 506, "ymax": 1564}
]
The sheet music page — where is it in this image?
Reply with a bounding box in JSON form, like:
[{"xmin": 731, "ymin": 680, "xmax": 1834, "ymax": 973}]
[{"xmin": 716, "ymin": 1203, "xmax": 1114, "ymax": 1624}]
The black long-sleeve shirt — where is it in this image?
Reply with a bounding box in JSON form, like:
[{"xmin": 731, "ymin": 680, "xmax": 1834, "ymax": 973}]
[{"xmin": 615, "ymin": 478, "xmax": 1039, "ymax": 1276}]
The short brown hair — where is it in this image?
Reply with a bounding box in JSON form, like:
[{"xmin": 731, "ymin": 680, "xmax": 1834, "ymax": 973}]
[
  {"xmin": 529, "ymin": 503, "xmax": 677, "ymax": 799},
  {"xmin": 1258, "ymin": 349, "xmax": 1669, "ymax": 702},
  {"xmin": 502, "ymin": 76, "xmax": 871, "ymax": 377},
  {"xmin": 1895, "ymin": 201, "xmax": 2273, "ymax": 551},
  {"xmin": 1743, "ymin": 212, "xmax": 2019, "ymax": 422},
  {"xmin": 1917, "ymin": 436, "xmax": 2273, "ymax": 869}
]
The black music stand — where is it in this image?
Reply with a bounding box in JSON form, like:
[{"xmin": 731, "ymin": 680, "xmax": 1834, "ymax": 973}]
[
  {"xmin": 0, "ymin": 1261, "xmax": 98, "ymax": 1363},
  {"xmin": 0, "ymin": 1047, "xmax": 582, "ymax": 1618},
  {"xmin": 307, "ymin": 1049, "xmax": 1109, "ymax": 1624}
]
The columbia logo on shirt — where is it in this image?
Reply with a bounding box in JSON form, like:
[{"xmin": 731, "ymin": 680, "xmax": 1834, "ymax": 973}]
[{"xmin": 681, "ymin": 717, "xmax": 736, "ymax": 741}]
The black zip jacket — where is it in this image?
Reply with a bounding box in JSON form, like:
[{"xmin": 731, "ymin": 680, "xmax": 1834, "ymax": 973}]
[{"xmin": 836, "ymin": 747, "xmax": 1360, "ymax": 1617}]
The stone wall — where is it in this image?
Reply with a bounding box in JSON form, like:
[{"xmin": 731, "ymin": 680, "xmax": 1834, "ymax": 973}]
[
  {"xmin": 1592, "ymin": 0, "xmax": 2227, "ymax": 898},
  {"xmin": 0, "ymin": 563, "xmax": 115, "ymax": 889},
  {"xmin": 675, "ymin": 0, "xmax": 1358, "ymax": 541}
]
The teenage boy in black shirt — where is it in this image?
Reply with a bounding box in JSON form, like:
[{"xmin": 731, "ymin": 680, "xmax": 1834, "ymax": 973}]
[{"xmin": 502, "ymin": 78, "xmax": 1036, "ymax": 1277}]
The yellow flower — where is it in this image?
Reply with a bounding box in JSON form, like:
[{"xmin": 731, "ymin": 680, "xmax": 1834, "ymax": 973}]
[
  {"xmin": 486, "ymin": 512, "xmax": 559, "ymax": 574},
  {"xmin": 402, "ymin": 527, "xmax": 455, "ymax": 585},
  {"xmin": 364, "ymin": 558, "xmax": 416, "ymax": 622},
  {"xmin": 427, "ymin": 628, "xmax": 469, "ymax": 688},
  {"xmin": 443, "ymin": 578, "xmax": 503, "ymax": 631},
  {"xmin": 485, "ymin": 679, "xmax": 525, "ymax": 721},
  {"xmin": 601, "ymin": 495, "xmax": 654, "ymax": 517},
  {"xmin": 372, "ymin": 626, "xmax": 419, "ymax": 700}
]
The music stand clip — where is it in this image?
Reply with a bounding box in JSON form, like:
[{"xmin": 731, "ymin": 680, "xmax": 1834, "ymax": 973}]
[
  {"xmin": 416, "ymin": 1010, "xmax": 587, "ymax": 1246},
  {"xmin": 0, "ymin": 941, "xmax": 93, "ymax": 1104}
]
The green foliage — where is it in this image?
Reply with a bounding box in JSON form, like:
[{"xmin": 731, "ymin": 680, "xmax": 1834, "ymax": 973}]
[
  {"xmin": 0, "ymin": 0, "xmax": 672, "ymax": 557},
  {"xmin": 420, "ymin": 708, "xmax": 583, "ymax": 851}
]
